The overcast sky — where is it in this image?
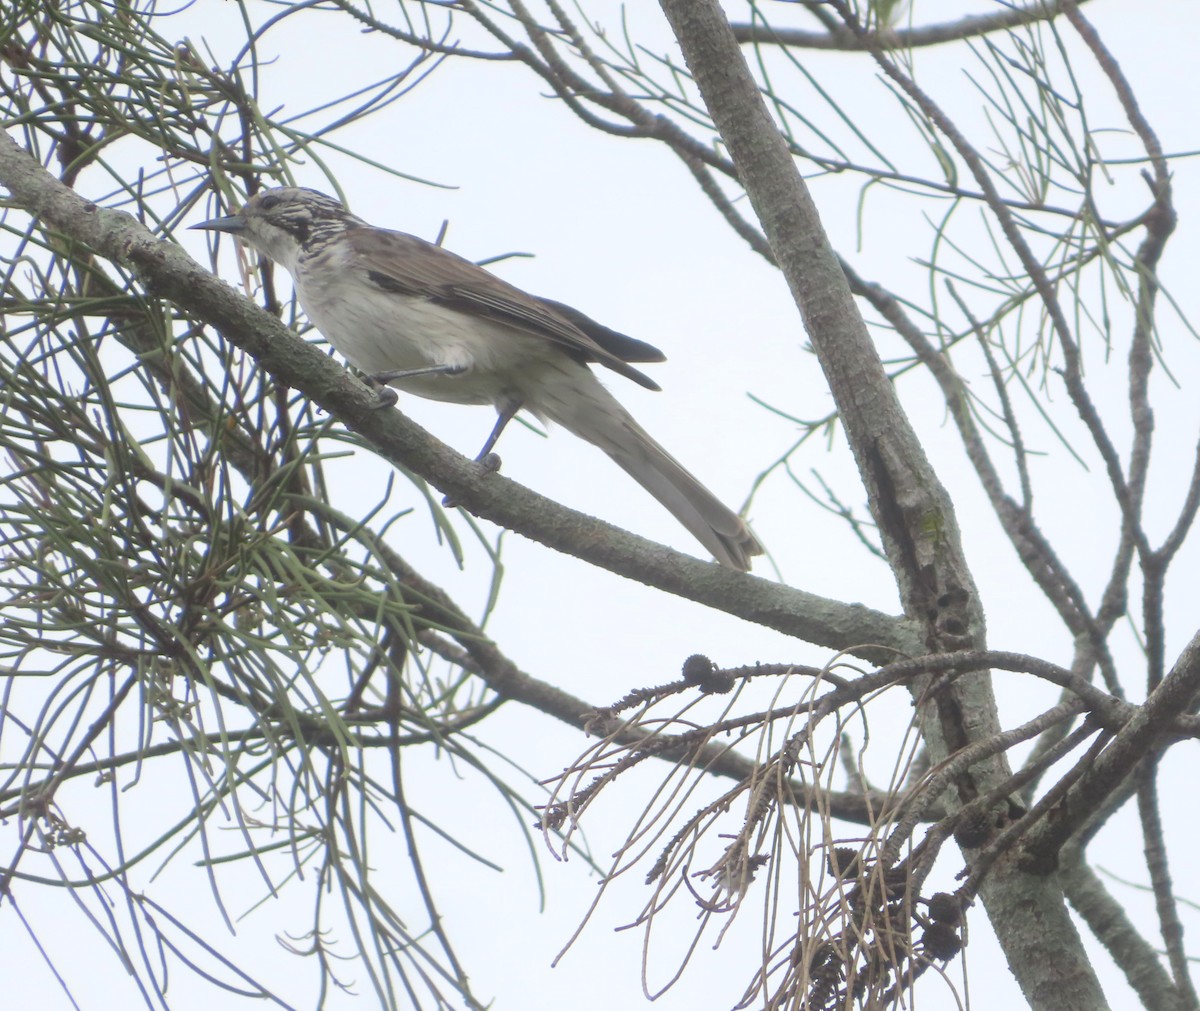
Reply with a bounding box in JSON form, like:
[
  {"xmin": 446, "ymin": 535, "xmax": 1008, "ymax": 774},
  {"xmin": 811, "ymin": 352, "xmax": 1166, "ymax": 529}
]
[{"xmin": 5, "ymin": 1, "xmax": 1200, "ymax": 1009}]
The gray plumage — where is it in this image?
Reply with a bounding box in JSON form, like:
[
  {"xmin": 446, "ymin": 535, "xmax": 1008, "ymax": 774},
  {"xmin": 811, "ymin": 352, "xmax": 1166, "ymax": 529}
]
[{"xmin": 194, "ymin": 187, "xmax": 762, "ymax": 570}]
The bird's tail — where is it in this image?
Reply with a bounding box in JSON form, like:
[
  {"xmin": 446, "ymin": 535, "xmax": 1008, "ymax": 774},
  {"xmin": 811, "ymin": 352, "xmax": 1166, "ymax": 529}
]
[{"xmin": 533, "ymin": 367, "xmax": 762, "ymax": 570}]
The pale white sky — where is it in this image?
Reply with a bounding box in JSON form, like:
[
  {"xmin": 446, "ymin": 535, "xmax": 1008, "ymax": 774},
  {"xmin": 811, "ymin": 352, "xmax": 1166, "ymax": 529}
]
[{"xmin": 4, "ymin": 1, "xmax": 1199, "ymax": 1009}]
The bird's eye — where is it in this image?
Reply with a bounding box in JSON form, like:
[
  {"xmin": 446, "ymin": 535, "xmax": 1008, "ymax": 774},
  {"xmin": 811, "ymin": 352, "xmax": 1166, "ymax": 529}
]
[{"xmin": 257, "ymin": 192, "xmax": 280, "ymax": 211}]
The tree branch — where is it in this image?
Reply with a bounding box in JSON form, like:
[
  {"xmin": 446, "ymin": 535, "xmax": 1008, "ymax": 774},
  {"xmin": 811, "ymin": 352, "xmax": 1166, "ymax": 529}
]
[{"xmin": 731, "ymin": 0, "xmax": 1097, "ymax": 52}]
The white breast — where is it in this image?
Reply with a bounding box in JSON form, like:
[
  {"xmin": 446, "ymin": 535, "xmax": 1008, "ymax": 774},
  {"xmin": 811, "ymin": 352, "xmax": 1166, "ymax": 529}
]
[{"xmin": 290, "ymin": 243, "xmax": 558, "ymax": 409}]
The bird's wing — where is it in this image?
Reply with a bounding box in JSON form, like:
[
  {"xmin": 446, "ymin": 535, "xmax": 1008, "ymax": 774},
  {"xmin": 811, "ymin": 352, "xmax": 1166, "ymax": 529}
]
[
  {"xmin": 346, "ymin": 227, "xmax": 663, "ymax": 391},
  {"xmin": 534, "ymin": 297, "xmax": 665, "ymax": 365}
]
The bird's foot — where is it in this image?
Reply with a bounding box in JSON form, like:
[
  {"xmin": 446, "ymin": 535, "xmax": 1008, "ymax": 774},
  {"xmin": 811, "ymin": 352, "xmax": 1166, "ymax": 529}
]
[{"xmin": 370, "ymin": 384, "xmax": 399, "ymax": 409}]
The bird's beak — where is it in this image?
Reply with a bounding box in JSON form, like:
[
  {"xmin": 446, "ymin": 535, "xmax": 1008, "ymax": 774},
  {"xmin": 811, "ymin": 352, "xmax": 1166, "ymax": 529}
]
[{"xmin": 191, "ymin": 213, "xmax": 246, "ymax": 234}]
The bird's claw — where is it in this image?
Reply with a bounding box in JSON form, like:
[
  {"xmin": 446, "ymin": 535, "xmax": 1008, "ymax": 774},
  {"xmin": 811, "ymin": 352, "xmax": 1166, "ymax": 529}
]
[{"xmin": 371, "ymin": 385, "xmax": 398, "ymax": 409}]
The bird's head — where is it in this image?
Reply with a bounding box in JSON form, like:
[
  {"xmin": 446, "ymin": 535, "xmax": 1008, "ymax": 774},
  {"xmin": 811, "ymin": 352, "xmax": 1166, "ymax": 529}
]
[{"xmin": 192, "ymin": 187, "xmax": 361, "ymax": 269}]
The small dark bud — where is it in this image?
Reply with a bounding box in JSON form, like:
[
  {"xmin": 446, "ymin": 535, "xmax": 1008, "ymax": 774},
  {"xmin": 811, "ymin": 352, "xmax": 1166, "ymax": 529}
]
[
  {"xmin": 926, "ymin": 892, "xmax": 962, "ymax": 926},
  {"xmin": 883, "ymin": 864, "xmax": 909, "ymax": 898},
  {"xmin": 827, "ymin": 846, "xmax": 861, "ymax": 880},
  {"xmin": 921, "ymin": 921, "xmax": 962, "ymax": 960},
  {"xmin": 699, "ymin": 671, "xmax": 734, "ymax": 694},
  {"xmin": 682, "ymin": 654, "xmax": 734, "ymax": 694},
  {"xmin": 807, "ymin": 942, "xmax": 841, "ymax": 973},
  {"xmin": 953, "ymin": 809, "xmax": 992, "ymax": 849},
  {"xmin": 682, "ymin": 654, "xmax": 715, "ymax": 684}
]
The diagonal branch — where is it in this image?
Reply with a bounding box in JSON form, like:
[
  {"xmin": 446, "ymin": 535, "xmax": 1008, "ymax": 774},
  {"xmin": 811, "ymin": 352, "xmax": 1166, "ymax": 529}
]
[
  {"xmin": 0, "ymin": 130, "xmax": 918, "ymax": 660},
  {"xmin": 731, "ymin": 0, "xmax": 1097, "ymax": 51}
]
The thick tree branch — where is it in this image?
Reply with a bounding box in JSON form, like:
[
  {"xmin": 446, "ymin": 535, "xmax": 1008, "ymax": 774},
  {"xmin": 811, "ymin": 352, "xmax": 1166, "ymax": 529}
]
[
  {"xmin": 652, "ymin": 2, "xmax": 1108, "ymax": 1008},
  {"xmin": 1021, "ymin": 631, "xmax": 1200, "ymax": 863}
]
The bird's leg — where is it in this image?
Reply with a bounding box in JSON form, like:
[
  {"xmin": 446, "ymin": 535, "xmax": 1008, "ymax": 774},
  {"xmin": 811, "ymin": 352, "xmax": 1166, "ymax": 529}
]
[
  {"xmin": 372, "ymin": 363, "xmax": 468, "ymax": 384},
  {"xmin": 441, "ymin": 402, "xmax": 521, "ymax": 509},
  {"xmin": 367, "ymin": 363, "xmax": 467, "ymax": 409},
  {"xmin": 474, "ymin": 400, "xmax": 521, "ymax": 466}
]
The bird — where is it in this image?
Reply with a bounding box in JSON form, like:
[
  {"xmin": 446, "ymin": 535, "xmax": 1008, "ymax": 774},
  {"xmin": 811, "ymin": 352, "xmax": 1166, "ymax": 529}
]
[{"xmin": 193, "ymin": 187, "xmax": 762, "ymax": 570}]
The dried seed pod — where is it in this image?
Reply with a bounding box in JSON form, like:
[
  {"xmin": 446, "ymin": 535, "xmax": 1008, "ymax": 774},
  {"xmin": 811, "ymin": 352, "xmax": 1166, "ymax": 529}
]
[
  {"xmin": 954, "ymin": 808, "xmax": 992, "ymax": 848},
  {"xmin": 827, "ymin": 846, "xmax": 862, "ymax": 879},
  {"xmin": 921, "ymin": 921, "xmax": 962, "ymax": 960},
  {"xmin": 926, "ymin": 892, "xmax": 962, "ymax": 926},
  {"xmin": 681, "ymin": 653, "xmax": 734, "ymax": 694}
]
